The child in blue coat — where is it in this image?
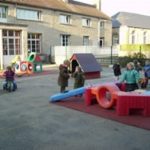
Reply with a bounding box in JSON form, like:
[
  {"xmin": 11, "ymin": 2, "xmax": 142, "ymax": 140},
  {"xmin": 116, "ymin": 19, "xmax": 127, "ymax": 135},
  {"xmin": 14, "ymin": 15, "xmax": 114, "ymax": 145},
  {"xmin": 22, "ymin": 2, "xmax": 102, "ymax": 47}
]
[{"xmin": 119, "ymin": 62, "xmax": 140, "ymax": 92}]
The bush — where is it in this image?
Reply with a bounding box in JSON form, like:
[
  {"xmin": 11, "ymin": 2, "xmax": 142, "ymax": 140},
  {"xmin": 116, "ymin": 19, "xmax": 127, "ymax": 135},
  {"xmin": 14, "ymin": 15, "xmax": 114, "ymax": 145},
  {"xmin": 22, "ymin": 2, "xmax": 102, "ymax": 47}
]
[{"xmin": 119, "ymin": 52, "xmax": 146, "ymax": 67}]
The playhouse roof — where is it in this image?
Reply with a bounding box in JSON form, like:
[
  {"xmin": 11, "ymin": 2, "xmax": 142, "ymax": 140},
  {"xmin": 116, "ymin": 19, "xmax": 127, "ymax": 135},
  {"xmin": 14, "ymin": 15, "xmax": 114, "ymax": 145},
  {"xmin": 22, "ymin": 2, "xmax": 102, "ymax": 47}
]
[{"xmin": 71, "ymin": 53, "xmax": 101, "ymax": 73}]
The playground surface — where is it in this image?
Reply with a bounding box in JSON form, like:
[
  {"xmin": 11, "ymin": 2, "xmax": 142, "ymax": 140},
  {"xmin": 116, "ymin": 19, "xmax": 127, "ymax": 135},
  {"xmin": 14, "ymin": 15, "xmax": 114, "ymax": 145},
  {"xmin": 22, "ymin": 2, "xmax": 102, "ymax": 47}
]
[{"xmin": 0, "ymin": 65, "xmax": 150, "ymax": 150}]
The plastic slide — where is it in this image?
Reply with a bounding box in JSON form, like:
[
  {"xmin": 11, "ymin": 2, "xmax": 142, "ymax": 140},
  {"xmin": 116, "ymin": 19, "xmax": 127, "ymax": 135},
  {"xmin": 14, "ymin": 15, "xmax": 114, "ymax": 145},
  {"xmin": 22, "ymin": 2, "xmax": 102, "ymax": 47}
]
[{"xmin": 50, "ymin": 87, "xmax": 86, "ymax": 102}]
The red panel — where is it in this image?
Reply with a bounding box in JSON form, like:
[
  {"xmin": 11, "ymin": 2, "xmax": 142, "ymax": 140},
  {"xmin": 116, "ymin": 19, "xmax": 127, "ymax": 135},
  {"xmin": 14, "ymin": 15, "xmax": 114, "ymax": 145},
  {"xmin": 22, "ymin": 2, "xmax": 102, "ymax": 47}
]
[
  {"xmin": 84, "ymin": 88, "xmax": 96, "ymax": 106},
  {"xmin": 114, "ymin": 92, "xmax": 150, "ymax": 116},
  {"xmin": 35, "ymin": 55, "xmax": 42, "ymax": 62},
  {"xmin": 85, "ymin": 72, "xmax": 100, "ymax": 79}
]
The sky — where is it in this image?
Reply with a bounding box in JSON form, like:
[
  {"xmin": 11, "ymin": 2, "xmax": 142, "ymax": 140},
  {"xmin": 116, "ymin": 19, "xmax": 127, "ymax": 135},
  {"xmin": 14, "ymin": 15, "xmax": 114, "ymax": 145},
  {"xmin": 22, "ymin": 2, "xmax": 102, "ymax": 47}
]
[{"xmin": 75, "ymin": 0, "xmax": 150, "ymax": 17}]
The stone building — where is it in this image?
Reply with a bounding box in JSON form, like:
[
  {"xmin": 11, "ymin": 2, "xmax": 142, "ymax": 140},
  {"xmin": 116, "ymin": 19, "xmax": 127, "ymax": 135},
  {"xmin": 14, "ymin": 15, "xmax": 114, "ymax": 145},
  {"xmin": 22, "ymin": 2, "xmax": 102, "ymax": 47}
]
[{"xmin": 0, "ymin": 0, "xmax": 111, "ymax": 68}]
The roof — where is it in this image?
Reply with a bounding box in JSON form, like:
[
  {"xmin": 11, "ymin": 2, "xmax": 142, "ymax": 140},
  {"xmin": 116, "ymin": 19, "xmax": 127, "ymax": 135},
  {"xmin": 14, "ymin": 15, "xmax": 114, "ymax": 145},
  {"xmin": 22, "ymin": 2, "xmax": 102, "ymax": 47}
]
[
  {"xmin": 3, "ymin": 0, "xmax": 110, "ymax": 20},
  {"xmin": 70, "ymin": 53, "xmax": 101, "ymax": 73},
  {"xmin": 112, "ymin": 12, "xmax": 150, "ymax": 29}
]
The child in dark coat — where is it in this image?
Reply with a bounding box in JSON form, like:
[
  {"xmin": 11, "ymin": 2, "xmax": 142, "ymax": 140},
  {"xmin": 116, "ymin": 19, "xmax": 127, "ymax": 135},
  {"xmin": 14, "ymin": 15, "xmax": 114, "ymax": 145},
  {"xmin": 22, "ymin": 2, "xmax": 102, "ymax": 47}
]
[
  {"xmin": 73, "ymin": 66, "xmax": 85, "ymax": 89},
  {"xmin": 58, "ymin": 60, "xmax": 70, "ymax": 93},
  {"xmin": 113, "ymin": 63, "xmax": 121, "ymax": 80}
]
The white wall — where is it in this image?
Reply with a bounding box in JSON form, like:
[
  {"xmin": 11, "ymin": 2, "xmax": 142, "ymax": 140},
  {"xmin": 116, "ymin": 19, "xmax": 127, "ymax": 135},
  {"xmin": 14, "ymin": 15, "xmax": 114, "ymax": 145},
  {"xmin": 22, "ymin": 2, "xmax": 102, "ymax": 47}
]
[
  {"xmin": 53, "ymin": 46, "xmax": 118, "ymax": 64},
  {"xmin": 119, "ymin": 26, "xmax": 150, "ymax": 44}
]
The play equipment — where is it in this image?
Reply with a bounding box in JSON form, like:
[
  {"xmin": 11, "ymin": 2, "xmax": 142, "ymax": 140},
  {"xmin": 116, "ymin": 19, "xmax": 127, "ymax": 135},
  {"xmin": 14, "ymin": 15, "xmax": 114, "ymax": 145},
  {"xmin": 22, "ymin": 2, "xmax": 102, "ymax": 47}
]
[
  {"xmin": 112, "ymin": 91, "xmax": 150, "ymax": 116},
  {"xmin": 70, "ymin": 53, "xmax": 102, "ymax": 79},
  {"xmin": 84, "ymin": 83, "xmax": 150, "ymax": 116},
  {"xmin": 50, "ymin": 82, "xmax": 150, "ymax": 116},
  {"xmin": 85, "ymin": 83, "xmax": 120, "ymax": 109},
  {"xmin": 14, "ymin": 52, "xmax": 43, "ymax": 76},
  {"xmin": 50, "ymin": 87, "xmax": 86, "ymax": 102},
  {"xmin": 0, "ymin": 71, "xmax": 3, "ymax": 77},
  {"xmin": 11, "ymin": 55, "xmax": 21, "ymax": 66},
  {"xmin": 27, "ymin": 52, "xmax": 43, "ymax": 73},
  {"xmin": 15, "ymin": 61, "xmax": 33, "ymax": 76}
]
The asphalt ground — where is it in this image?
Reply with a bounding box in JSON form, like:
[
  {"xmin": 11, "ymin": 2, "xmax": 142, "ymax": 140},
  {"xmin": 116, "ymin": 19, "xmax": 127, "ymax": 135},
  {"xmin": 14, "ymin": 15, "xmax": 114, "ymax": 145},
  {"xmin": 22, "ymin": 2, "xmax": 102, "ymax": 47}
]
[{"xmin": 0, "ymin": 66, "xmax": 150, "ymax": 150}]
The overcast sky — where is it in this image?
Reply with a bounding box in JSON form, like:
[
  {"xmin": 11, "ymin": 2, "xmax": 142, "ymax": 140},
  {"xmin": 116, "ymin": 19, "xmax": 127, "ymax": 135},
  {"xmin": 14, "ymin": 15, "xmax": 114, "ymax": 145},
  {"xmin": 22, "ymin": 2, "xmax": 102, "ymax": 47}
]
[{"xmin": 75, "ymin": 0, "xmax": 150, "ymax": 17}]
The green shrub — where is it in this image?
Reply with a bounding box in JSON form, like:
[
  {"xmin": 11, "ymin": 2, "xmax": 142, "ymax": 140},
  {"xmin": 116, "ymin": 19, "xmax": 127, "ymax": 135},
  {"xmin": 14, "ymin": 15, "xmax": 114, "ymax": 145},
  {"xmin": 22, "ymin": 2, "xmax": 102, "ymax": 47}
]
[{"xmin": 119, "ymin": 52, "xmax": 147, "ymax": 67}]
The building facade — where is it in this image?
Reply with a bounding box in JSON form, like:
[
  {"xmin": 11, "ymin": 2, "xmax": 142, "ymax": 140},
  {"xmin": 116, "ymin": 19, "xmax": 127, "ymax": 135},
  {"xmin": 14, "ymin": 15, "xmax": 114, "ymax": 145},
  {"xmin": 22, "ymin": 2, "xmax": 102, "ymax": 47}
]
[
  {"xmin": 112, "ymin": 12, "xmax": 150, "ymax": 45},
  {"xmin": 0, "ymin": 0, "xmax": 111, "ymax": 68},
  {"xmin": 112, "ymin": 12, "xmax": 150, "ymax": 57}
]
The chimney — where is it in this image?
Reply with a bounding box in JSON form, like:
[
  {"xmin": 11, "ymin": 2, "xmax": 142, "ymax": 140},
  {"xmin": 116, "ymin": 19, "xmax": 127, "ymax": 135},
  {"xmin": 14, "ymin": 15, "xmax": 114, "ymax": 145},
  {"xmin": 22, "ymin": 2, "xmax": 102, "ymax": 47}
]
[{"xmin": 94, "ymin": 0, "xmax": 101, "ymax": 10}]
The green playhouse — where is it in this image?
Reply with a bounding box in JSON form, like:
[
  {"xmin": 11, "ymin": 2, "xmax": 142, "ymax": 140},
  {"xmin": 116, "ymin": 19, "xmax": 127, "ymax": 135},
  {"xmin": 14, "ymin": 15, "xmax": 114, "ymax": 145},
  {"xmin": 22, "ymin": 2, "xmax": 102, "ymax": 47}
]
[{"xmin": 27, "ymin": 52, "xmax": 43, "ymax": 73}]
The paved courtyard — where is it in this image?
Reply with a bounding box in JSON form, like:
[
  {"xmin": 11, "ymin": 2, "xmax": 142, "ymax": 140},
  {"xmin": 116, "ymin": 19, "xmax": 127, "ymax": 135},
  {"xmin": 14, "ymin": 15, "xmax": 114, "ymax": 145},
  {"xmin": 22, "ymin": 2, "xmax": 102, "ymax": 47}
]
[{"xmin": 0, "ymin": 66, "xmax": 150, "ymax": 150}]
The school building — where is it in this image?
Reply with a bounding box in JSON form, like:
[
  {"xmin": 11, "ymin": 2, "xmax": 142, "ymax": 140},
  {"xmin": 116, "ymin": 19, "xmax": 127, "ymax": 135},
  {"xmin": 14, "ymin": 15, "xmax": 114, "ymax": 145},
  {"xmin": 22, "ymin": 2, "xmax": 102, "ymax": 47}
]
[{"xmin": 0, "ymin": 0, "xmax": 112, "ymax": 68}]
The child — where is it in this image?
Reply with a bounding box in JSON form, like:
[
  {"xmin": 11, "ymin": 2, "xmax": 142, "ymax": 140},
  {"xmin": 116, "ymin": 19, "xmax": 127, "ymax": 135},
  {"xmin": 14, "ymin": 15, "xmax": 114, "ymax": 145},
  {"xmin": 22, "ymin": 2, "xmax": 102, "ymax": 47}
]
[
  {"xmin": 3, "ymin": 66, "xmax": 17, "ymax": 91},
  {"xmin": 58, "ymin": 60, "xmax": 70, "ymax": 93},
  {"xmin": 143, "ymin": 60, "xmax": 150, "ymax": 88},
  {"xmin": 119, "ymin": 62, "xmax": 140, "ymax": 92},
  {"xmin": 73, "ymin": 66, "xmax": 85, "ymax": 89},
  {"xmin": 113, "ymin": 63, "xmax": 121, "ymax": 80}
]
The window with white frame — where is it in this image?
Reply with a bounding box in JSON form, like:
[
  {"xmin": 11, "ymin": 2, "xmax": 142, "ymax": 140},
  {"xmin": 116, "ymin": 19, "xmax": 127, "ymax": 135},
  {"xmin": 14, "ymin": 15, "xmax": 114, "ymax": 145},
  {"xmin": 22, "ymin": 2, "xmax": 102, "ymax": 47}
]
[
  {"xmin": 131, "ymin": 31, "xmax": 135, "ymax": 44},
  {"xmin": 60, "ymin": 34, "xmax": 70, "ymax": 46},
  {"xmin": 82, "ymin": 18, "xmax": 91, "ymax": 27},
  {"xmin": 17, "ymin": 8, "xmax": 41, "ymax": 21},
  {"xmin": 100, "ymin": 21, "xmax": 105, "ymax": 29},
  {"xmin": 28, "ymin": 33, "xmax": 41, "ymax": 53},
  {"xmin": 143, "ymin": 32, "xmax": 147, "ymax": 44},
  {"xmin": 83, "ymin": 36, "xmax": 89, "ymax": 46},
  {"xmin": 2, "ymin": 30, "xmax": 21, "ymax": 55},
  {"xmin": 59, "ymin": 15, "xmax": 71, "ymax": 24},
  {"xmin": 0, "ymin": 6, "xmax": 7, "ymax": 22}
]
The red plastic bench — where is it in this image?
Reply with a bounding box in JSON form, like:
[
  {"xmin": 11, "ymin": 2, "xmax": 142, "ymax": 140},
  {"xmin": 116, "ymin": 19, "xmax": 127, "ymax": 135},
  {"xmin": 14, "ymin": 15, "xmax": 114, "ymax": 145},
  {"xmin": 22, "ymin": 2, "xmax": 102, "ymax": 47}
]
[{"xmin": 112, "ymin": 91, "xmax": 150, "ymax": 116}]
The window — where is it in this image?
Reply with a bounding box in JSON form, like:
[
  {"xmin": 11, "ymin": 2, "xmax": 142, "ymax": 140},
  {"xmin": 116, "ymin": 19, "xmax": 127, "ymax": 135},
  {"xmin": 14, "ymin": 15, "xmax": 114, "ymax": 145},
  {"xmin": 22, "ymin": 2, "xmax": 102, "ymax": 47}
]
[
  {"xmin": 28, "ymin": 33, "xmax": 41, "ymax": 53},
  {"xmin": 59, "ymin": 15, "xmax": 71, "ymax": 24},
  {"xmin": 143, "ymin": 32, "xmax": 147, "ymax": 44},
  {"xmin": 82, "ymin": 18, "xmax": 91, "ymax": 27},
  {"xmin": 83, "ymin": 36, "xmax": 89, "ymax": 46},
  {"xmin": 17, "ymin": 8, "xmax": 41, "ymax": 21},
  {"xmin": 99, "ymin": 37, "xmax": 104, "ymax": 47},
  {"xmin": 0, "ymin": 6, "xmax": 7, "ymax": 22},
  {"xmin": 2, "ymin": 30, "xmax": 21, "ymax": 55},
  {"xmin": 131, "ymin": 31, "xmax": 135, "ymax": 44},
  {"xmin": 100, "ymin": 21, "xmax": 105, "ymax": 29},
  {"xmin": 60, "ymin": 35, "xmax": 70, "ymax": 46},
  {"xmin": 112, "ymin": 34, "xmax": 119, "ymax": 45}
]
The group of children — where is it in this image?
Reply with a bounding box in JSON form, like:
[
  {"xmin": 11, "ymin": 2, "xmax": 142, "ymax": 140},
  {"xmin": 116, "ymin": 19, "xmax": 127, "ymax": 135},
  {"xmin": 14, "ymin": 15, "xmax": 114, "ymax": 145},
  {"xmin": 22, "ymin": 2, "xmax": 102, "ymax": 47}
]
[
  {"xmin": 2, "ymin": 59, "xmax": 150, "ymax": 93},
  {"xmin": 113, "ymin": 61, "xmax": 150, "ymax": 92},
  {"xmin": 58, "ymin": 59, "xmax": 150, "ymax": 93},
  {"xmin": 58, "ymin": 60, "xmax": 85, "ymax": 93}
]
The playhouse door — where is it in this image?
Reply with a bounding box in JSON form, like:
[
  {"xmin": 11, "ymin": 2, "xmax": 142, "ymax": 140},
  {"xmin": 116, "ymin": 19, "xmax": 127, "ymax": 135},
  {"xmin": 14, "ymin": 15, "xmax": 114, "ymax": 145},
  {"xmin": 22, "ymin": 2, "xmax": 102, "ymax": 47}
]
[{"xmin": 71, "ymin": 59, "xmax": 79, "ymax": 73}]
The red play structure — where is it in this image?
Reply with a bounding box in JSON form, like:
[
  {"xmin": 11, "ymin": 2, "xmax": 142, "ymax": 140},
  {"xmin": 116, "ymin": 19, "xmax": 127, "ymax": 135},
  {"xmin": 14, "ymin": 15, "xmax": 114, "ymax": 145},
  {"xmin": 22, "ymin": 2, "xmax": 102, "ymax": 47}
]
[{"xmin": 84, "ymin": 83, "xmax": 150, "ymax": 116}]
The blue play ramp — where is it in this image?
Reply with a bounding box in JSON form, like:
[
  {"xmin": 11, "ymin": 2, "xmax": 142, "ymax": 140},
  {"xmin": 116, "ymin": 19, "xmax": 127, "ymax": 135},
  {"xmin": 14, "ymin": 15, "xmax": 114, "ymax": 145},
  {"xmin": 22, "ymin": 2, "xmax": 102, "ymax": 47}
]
[{"xmin": 50, "ymin": 87, "xmax": 86, "ymax": 102}]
